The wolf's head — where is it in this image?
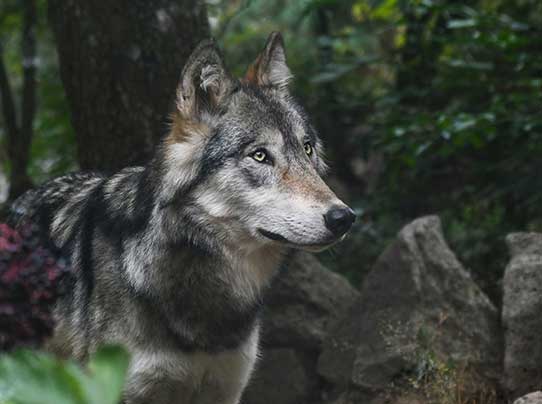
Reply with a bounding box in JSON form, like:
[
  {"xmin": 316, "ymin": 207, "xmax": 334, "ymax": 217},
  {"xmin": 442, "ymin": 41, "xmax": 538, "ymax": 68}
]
[{"xmin": 160, "ymin": 33, "xmax": 355, "ymax": 252}]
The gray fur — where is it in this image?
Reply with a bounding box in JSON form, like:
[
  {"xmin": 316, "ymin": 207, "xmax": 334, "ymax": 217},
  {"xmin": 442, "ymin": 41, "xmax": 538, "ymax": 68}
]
[{"xmin": 10, "ymin": 33, "xmax": 353, "ymax": 404}]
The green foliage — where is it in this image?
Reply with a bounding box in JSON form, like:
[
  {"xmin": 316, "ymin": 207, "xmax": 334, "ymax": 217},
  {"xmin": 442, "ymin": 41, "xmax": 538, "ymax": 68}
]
[
  {"xmin": 368, "ymin": 0, "xmax": 542, "ymax": 300},
  {"xmin": 0, "ymin": 346, "xmax": 130, "ymax": 404}
]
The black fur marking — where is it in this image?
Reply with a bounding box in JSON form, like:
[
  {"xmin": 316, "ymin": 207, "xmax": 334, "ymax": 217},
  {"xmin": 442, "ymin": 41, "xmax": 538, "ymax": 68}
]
[
  {"xmin": 240, "ymin": 166, "xmax": 266, "ymax": 188},
  {"xmin": 200, "ymin": 128, "xmax": 232, "ymax": 174},
  {"xmin": 167, "ymin": 283, "xmax": 264, "ymax": 353},
  {"xmin": 101, "ymin": 168, "xmax": 156, "ymax": 239},
  {"xmin": 77, "ymin": 181, "xmax": 109, "ymax": 343},
  {"xmin": 200, "ymin": 127, "xmax": 258, "ymax": 173},
  {"xmin": 125, "ymin": 228, "xmax": 264, "ymax": 353}
]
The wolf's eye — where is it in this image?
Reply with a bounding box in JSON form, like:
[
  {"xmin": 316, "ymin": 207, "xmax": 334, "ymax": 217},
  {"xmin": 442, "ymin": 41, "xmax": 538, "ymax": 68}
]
[
  {"xmin": 252, "ymin": 150, "xmax": 268, "ymax": 163},
  {"xmin": 304, "ymin": 142, "xmax": 313, "ymax": 157}
]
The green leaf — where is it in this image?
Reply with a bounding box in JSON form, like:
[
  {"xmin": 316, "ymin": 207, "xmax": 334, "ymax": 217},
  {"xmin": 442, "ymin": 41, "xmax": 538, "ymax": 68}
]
[
  {"xmin": 447, "ymin": 18, "xmax": 477, "ymax": 29},
  {"xmin": 0, "ymin": 346, "xmax": 129, "ymax": 404},
  {"xmin": 0, "ymin": 350, "xmax": 85, "ymax": 404},
  {"xmin": 86, "ymin": 346, "xmax": 130, "ymax": 404}
]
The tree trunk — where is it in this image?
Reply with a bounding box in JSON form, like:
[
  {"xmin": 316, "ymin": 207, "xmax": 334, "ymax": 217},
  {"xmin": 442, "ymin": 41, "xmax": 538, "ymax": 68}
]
[
  {"xmin": 0, "ymin": 0, "xmax": 37, "ymax": 200},
  {"xmin": 47, "ymin": 0, "xmax": 210, "ymax": 172}
]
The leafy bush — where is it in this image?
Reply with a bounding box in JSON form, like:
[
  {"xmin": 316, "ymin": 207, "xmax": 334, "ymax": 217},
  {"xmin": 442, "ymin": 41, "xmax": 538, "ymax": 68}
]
[
  {"xmin": 0, "ymin": 223, "xmax": 71, "ymax": 350},
  {"xmin": 367, "ymin": 0, "xmax": 542, "ymax": 301}
]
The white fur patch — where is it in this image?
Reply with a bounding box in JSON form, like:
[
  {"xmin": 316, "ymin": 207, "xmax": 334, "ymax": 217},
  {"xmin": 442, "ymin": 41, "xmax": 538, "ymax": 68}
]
[
  {"xmin": 50, "ymin": 178, "xmax": 103, "ymax": 246},
  {"xmin": 125, "ymin": 326, "xmax": 260, "ymax": 404},
  {"xmin": 160, "ymin": 135, "xmax": 207, "ymax": 200},
  {"xmin": 194, "ymin": 187, "xmax": 233, "ymax": 219},
  {"xmin": 222, "ymin": 246, "xmax": 283, "ymax": 304},
  {"xmin": 122, "ymin": 217, "xmax": 162, "ymax": 294},
  {"xmin": 192, "ymin": 184, "xmax": 285, "ymax": 303},
  {"xmin": 268, "ymin": 50, "xmax": 293, "ymax": 90},
  {"xmin": 200, "ymin": 64, "xmax": 222, "ymax": 94}
]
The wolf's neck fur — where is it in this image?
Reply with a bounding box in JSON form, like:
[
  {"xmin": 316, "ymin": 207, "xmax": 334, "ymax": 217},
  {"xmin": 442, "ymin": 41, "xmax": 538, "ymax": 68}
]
[{"xmin": 115, "ymin": 159, "xmax": 285, "ymax": 351}]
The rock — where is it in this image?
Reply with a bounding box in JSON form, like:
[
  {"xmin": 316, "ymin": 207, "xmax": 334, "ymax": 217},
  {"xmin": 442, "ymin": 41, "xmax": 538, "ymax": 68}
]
[
  {"xmin": 503, "ymin": 233, "xmax": 542, "ymax": 398},
  {"xmin": 513, "ymin": 392, "xmax": 542, "ymax": 404},
  {"xmin": 317, "ymin": 216, "xmax": 501, "ymax": 396},
  {"xmin": 369, "ymin": 392, "xmax": 424, "ymax": 404},
  {"xmin": 243, "ymin": 252, "xmax": 359, "ymax": 404},
  {"xmin": 261, "ymin": 251, "xmax": 360, "ymax": 349},
  {"xmin": 322, "ymin": 388, "xmax": 424, "ymax": 404},
  {"xmin": 322, "ymin": 389, "xmax": 373, "ymax": 404},
  {"xmin": 242, "ymin": 348, "xmax": 311, "ymax": 404}
]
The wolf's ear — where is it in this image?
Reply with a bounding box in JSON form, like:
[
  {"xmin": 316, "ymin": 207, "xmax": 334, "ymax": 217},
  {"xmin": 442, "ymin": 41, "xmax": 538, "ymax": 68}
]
[
  {"xmin": 243, "ymin": 32, "xmax": 292, "ymax": 92},
  {"xmin": 176, "ymin": 40, "xmax": 236, "ymax": 119}
]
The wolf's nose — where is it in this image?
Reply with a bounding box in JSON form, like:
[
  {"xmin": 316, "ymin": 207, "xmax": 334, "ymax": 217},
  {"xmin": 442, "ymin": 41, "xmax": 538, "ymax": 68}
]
[{"xmin": 324, "ymin": 206, "xmax": 356, "ymax": 237}]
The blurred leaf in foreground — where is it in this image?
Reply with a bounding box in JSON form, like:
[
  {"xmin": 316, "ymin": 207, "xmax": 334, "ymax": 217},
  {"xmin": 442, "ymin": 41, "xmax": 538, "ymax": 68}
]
[{"xmin": 0, "ymin": 345, "xmax": 129, "ymax": 404}]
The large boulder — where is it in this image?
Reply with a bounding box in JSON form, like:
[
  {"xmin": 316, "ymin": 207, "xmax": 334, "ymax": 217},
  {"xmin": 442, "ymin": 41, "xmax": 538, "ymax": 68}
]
[
  {"xmin": 242, "ymin": 349, "xmax": 311, "ymax": 404},
  {"xmin": 261, "ymin": 251, "xmax": 360, "ymax": 349},
  {"xmin": 514, "ymin": 392, "xmax": 542, "ymax": 404},
  {"xmin": 318, "ymin": 216, "xmax": 501, "ymax": 397},
  {"xmin": 503, "ymin": 233, "xmax": 542, "ymax": 398}
]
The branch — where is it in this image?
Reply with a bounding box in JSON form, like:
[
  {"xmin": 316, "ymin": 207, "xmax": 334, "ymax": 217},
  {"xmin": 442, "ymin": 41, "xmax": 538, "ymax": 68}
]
[
  {"xmin": 7, "ymin": 0, "xmax": 37, "ymax": 199},
  {"xmin": 21, "ymin": 0, "xmax": 37, "ymax": 154}
]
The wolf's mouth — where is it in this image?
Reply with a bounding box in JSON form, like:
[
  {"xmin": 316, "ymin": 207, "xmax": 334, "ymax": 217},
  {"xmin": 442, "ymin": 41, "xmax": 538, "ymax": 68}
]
[
  {"xmin": 258, "ymin": 228, "xmax": 288, "ymax": 242},
  {"xmin": 257, "ymin": 228, "xmax": 338, "ymax": 252}
]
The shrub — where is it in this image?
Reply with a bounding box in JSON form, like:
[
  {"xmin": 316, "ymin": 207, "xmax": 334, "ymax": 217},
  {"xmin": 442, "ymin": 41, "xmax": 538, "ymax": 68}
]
[{"xmin": 0, "ymin": 223, "xmax": 71, "ymax": 351}]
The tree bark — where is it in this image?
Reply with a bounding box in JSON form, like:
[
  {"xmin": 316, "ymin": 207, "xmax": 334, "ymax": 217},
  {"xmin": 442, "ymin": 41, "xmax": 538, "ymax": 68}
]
[
  {"xmin": 0, "ymin": 45, "xmax": 18, "ymax": 154},
  {"xmin": 47, "ymin": 0, "xmax": 210, "ymax": 172},
  {"xmin": 16, "ymin": 0, "xmax": 37, "ymax": 197},
  {"xmin": 0, "ymin": 0, "xmax": 37, "ymax": 200}
]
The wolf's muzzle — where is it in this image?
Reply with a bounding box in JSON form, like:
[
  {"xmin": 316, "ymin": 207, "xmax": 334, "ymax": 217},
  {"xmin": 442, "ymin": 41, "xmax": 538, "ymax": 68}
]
[{"xmin": 324, "ymin": 205, "xmax": 356, "ymax": 237}]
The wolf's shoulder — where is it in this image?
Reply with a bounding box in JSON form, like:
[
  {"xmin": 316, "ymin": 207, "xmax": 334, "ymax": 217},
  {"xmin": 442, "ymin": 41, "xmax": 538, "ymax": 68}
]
[{"xmin": 9, "ymin": 167, "xmax": 148, "ymax": 247}]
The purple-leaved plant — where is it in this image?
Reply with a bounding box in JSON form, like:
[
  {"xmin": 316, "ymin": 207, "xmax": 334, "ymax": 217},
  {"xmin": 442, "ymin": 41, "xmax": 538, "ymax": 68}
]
[{"xmin": 0, "ymin": 223, "xmax": 71, "ymax": 350}]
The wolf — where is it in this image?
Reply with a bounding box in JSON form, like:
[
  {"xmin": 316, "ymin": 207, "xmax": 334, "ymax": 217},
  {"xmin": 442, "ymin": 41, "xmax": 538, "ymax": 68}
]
[{"xmin": 10, "ymin": 32, "xmax": 355, "ymax": 404}]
